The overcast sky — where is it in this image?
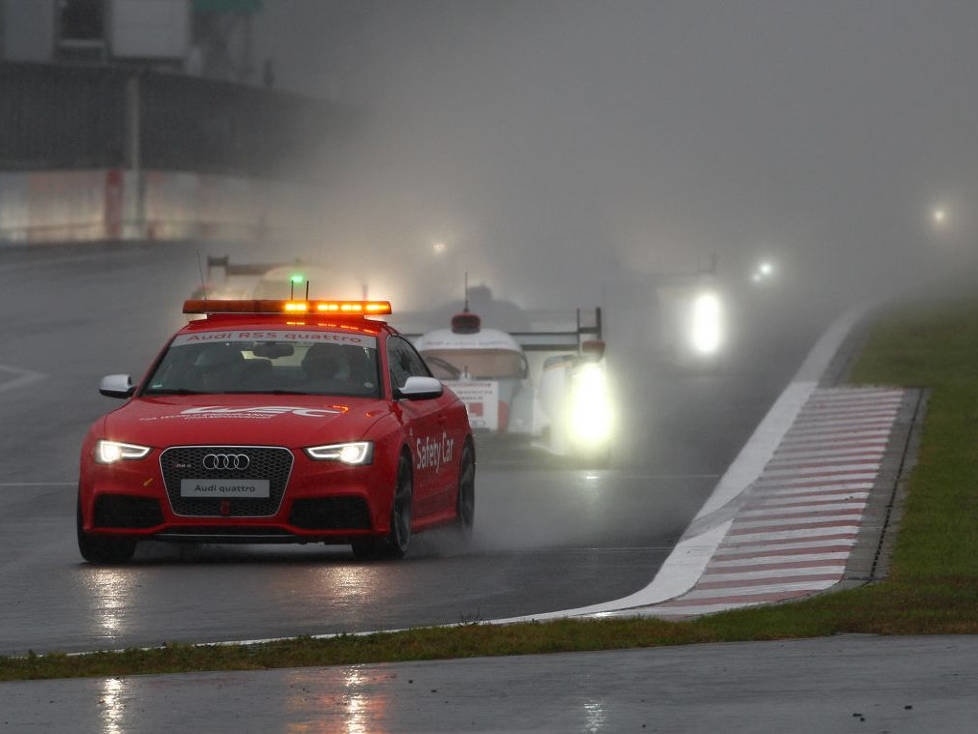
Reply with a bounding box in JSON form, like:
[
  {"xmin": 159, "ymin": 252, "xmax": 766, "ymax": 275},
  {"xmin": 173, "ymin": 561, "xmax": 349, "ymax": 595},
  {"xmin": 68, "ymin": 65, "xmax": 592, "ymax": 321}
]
[{"xmin": 253, "ymin": 1, "xmax": 978, "ymax": 309}]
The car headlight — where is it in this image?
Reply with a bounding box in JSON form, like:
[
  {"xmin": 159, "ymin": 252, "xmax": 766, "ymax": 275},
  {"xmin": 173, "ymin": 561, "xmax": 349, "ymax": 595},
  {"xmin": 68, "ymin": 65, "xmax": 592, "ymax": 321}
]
[
  {"xmin": 689, "ymin": 290, "xmax": 724, "ymax": 356},
  {"xmin": 569, "ymin": 363, "xmax": 613, "ymax": 444},
  {"xmin": 95, "ymin": 440, "xmax": 151, "ymax": 464},
  {"xmin": 304, "ymin": 441, "xmax": 374, "ymax": 465},
  {"xmin": 690, "ymin": 291, "xmax": 723, "ymax": 357}
]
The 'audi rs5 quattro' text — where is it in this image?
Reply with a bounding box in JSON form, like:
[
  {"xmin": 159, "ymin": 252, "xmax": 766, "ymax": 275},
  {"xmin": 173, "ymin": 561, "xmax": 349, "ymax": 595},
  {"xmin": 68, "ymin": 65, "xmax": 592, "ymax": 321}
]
[{"xmin": 77, "ymin": 298, "xmax": 474, "ymax": 563}]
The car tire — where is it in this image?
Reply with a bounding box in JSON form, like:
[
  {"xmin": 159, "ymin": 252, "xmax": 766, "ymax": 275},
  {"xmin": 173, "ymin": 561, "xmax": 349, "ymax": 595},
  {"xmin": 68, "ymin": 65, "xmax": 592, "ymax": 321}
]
[
  {"xmin": 455, "ymin": 442, "xmax": 475, "ymax": 537},
  {"xmin": 351, "ymin": 452, "xmax": 413, "ymax": 560},
  {"xmin": 76, "ymin": 497, "xmax": 136, "ymax": 564}
]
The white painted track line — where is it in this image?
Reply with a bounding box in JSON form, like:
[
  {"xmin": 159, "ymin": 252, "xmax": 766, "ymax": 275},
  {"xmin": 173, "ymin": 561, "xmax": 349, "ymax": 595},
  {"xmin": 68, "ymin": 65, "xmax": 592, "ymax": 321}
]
[
  {"xmin": 681, "ymin": 579, "xmax": 841, "ymax": 599},
  {"xmin": 749, "ymin": 482, "xmax": 874, "ymax": 497},
  {"xmin": 722, "ymin": 525, "xmax": 864, "ymax": 545},
  {"xmin": 709, "ymin": 552, "xmax": 851, "ymax": 567},
  {"xmin": 700, "ymin": 566, "xmax": 846, "ymax": 582},
  {"xmin": 751, "ymin": 495, "xmax": 869, "ymax": 508},
  {"xmin": 714, "ymin": 538, "xmax": 857, "ymax": 555},
  {"xmin": 739, "ymin": 502, "xmax": 868, "ymax": 517},
  {"xmin": 762, "ymin": 462, "xmax": 881, "ymax": 477}
]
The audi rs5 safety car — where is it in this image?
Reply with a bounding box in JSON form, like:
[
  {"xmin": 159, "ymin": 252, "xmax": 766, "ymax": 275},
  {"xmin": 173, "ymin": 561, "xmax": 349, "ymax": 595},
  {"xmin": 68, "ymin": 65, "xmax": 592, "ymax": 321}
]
[{"xmin": 77, "ymin": 298, "xmax": 474, "ymax": 564}]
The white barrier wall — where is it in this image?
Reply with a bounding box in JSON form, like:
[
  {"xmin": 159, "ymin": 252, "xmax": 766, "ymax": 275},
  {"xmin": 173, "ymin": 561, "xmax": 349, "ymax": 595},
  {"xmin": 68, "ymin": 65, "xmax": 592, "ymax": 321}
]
[
  {"xmin": 0, "ymin": 169, "xmax": 322, "ymax": 244},
  {"xmin": 0, "ymin": 170, "xmax": 110, "ymax": 243}
]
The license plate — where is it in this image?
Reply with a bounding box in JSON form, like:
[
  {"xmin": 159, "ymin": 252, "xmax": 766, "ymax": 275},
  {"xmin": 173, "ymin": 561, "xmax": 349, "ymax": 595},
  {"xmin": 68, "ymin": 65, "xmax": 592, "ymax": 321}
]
[{"xmin": 180, "ymin": 479, "xmax": 270, "ymax": 498}]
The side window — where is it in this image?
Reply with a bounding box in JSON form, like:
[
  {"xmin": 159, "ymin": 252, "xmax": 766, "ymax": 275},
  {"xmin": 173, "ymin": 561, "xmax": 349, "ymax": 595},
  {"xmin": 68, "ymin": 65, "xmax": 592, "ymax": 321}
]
[
  {"xmin": 402, "ymin": 340, "xmax": 432, "ymax": 378},
  {"xmin": 387, "ymin": 338, "xmax": 411, "ymax": 390},
  {"xmin": 387, "ymin": 337, "xmax": 430, "ymax": 391}
]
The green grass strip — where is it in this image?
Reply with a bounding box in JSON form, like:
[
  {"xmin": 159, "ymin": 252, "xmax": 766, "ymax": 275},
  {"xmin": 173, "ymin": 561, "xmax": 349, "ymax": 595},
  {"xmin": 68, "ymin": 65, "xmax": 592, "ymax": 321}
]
[{"xmin": 5, "ymin": 295, "xmax": 978, "ymax": 681}]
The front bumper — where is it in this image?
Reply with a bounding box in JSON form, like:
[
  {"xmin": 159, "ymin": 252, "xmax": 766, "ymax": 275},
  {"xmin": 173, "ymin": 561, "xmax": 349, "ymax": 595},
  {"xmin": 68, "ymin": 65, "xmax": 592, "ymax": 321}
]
[{"xmin": 78, "ymin": 446, "xmax": 394, "ymax": 543}]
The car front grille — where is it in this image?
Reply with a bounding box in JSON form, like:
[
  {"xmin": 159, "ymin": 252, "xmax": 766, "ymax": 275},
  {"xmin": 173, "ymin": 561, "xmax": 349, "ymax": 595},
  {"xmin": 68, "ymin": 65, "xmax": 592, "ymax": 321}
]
[{"xmin": 159, "ymin": 446, "xmax": 294, "ymax": 517}]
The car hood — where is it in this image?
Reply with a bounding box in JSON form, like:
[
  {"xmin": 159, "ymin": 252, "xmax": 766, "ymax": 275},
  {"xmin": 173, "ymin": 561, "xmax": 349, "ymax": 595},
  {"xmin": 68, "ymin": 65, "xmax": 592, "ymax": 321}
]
[{"xmin": 103, "ymin": 394, "xmax": 390, "ymax": 448}]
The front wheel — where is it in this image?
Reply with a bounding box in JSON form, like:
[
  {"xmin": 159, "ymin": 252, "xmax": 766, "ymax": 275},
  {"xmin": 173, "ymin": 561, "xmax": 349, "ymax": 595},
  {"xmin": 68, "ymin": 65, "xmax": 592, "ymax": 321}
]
[
  {"xmin": 351, "ymin": 453, "xmax": 413, "ymax": 560},
  {"xmin": 455, "ymin": 442, "xmax": 475, "ymax": 537},
  {"xmin": 77, "ymin": 497, "xmax": 136, "ymax": 564}
]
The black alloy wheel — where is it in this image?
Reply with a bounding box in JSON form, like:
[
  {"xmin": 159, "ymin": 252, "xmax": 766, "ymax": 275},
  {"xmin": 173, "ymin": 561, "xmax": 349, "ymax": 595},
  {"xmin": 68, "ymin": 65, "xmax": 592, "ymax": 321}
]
[
  {"xmin": 456, "ymin": 442, "xmax": 475, "ymax": 535},
  {"xmin": 386, "ymin": 452, "xmax": 413, "ymax": 557},
  {"xmin": 351, "ymin": 452, "xmax": 413, "ymax": 560},
  {"xmin": 76, "ymin": 496, "xmax": 137, "ymax": 564}
]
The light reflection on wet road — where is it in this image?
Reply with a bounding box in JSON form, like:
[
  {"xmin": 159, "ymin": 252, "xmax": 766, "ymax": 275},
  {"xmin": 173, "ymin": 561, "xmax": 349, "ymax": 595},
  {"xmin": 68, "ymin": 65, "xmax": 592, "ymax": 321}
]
[{"xmin": 5, "ymin": 637, "xmax": 976, "ymax": 733}]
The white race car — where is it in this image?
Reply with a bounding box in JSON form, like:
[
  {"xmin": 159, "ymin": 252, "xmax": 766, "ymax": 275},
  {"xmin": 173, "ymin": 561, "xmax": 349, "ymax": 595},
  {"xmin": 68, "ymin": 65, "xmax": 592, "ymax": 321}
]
[{"xmin": 411, "ymin": 308, "xmax": 613, "ymax": 458}]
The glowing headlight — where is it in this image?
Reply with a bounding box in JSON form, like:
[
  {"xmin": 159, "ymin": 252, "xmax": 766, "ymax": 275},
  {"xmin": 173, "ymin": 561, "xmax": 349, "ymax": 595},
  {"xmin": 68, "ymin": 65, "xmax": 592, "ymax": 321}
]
[
  {"xmin": 569, "ymin": 362, "xmax": 613, "ymax": 444},
  {"xmin": 304, "ymin": 442, "xmax": 374, "ymax": 465},
  {"xmin": 95, "ymin": 440, "xmax": 151, "ymax": 464},
  {"xmin": 690, "ymin": 290, "xmax": 724, "ymax": 356}
]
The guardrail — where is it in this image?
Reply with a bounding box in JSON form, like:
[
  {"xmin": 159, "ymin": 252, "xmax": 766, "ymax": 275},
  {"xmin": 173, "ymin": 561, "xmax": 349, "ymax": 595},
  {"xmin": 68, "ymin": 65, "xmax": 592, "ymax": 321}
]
[
  {"xmin": 0, "ymin": 220, "xmax": 287, "ymax": 245},
  {"xmin": 0, "ymin": 168, "xmax": 321, "ymax": 246}
]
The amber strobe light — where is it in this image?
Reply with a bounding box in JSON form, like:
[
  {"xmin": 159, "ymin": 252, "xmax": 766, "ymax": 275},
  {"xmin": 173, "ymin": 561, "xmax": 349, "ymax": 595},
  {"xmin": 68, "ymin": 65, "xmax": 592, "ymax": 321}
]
[{"xmin": 183, "ymin": 299, "xmax": 393, "ymax": 315}]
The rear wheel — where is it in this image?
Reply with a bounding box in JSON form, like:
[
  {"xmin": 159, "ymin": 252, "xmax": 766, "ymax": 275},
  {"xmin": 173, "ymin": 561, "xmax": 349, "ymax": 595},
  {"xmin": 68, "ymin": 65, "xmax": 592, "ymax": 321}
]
[
  {"xmin": 351, "ymin": 453, "xmax": 413, "ymax": 560},
  {"xmin": 76, "ymin": 497, "xmax": 136, "ymax": 564}
]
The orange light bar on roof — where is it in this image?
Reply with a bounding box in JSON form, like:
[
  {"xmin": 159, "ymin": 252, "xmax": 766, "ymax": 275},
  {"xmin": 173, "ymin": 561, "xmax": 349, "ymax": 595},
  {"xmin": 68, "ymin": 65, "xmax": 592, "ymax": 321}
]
[{"xmin": 183, "ymin": 299, "xmax": 392, "ymax": 316}]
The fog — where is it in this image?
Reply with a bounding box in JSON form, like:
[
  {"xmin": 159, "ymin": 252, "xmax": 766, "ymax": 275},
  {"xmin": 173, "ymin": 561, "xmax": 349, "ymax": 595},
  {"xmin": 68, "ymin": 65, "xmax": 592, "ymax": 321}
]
[{"xmin": 251, "ymin": 1, "xmax": 978, "ymax": 317}]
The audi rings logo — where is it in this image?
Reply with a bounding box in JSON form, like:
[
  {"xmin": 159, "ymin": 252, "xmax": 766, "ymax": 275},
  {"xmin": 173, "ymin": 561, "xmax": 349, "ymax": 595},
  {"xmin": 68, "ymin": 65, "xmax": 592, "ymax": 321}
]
[{"xmin": 202, "ymin": 453, "xmax": 250, "ymax": 471}]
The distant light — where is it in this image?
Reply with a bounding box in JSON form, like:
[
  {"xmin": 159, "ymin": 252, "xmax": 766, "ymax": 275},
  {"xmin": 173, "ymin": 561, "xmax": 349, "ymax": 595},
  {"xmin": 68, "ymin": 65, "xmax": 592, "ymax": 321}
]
[
  {"xmin": 432, "ymin": 242, "xmax": 447, "ymax": 255},
  {"xmin": 932, "ymin": 208, "xmax": 947, "ymax": 225},
  {"xmin": 751, "ymin": 258, "xmax": 777, "ymax": 285},
  {"xmin": 290, "ymin": 274, "xmax": 305, "ymax": 284}
]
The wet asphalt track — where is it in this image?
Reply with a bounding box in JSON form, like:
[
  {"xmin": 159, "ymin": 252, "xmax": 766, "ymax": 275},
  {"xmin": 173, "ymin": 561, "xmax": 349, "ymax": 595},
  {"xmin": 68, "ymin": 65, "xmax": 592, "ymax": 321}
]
[{"xmin": 0, "ymin": 243, "xmax": 832, "ymax": 655}]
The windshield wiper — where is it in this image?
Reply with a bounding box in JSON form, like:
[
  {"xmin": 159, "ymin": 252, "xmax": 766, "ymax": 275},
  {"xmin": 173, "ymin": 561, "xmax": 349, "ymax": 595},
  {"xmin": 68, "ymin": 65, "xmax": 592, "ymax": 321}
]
[{"xmin": 142, "ymin": 388, "xmax": 204, "ymax": 395}]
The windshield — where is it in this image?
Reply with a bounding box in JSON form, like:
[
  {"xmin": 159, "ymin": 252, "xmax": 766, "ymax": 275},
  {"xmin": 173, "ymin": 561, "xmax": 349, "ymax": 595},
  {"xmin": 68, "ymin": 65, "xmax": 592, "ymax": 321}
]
[
  {"xmin": 421, "ymin": 348, "xmax": 524, "ymax": 380},
  {"xmin": 143, "ymin": 331, "xmax": 380, "ymax": 398}
]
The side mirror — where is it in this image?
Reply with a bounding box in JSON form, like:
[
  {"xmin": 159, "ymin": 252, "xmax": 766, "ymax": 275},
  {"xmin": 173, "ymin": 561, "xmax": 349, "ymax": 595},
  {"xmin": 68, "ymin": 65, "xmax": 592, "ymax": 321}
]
[
  {"xmin": 99, "ymin": 374, "xmax": 135, "ymax": 399},
  {"xmin": 396, "ymin": 376, "xmax": 444, "ymax": 400}
]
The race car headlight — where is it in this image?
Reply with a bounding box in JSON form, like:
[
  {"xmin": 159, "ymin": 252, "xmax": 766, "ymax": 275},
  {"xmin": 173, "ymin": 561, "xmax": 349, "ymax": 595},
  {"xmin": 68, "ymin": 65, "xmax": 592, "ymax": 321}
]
[
  {"xmin": 304, "ymin": 441, "xmax": 374, "ymax": 465},
  {"xmin": 569, "ymin": 363, "xmax": 613, "ymax": 444},
  {"xmin": 689, "ymin": 290, "xmax": 724, "ymax": 356},
  {"xmin": 95, "ymin": 440, "xmax": 151, "ymax": 464}
]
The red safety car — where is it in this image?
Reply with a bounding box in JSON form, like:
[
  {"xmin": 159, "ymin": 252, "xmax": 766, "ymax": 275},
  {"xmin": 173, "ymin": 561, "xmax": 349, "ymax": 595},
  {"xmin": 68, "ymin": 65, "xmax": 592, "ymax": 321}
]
[{"xmin": 77, "ymin": 298, "xmax": 475, "ymax": 564}]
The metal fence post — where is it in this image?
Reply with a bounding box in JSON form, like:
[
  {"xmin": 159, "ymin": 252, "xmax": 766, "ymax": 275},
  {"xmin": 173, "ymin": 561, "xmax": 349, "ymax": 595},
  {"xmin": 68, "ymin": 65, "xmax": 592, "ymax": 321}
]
[{"xmin": 125, "ymin": 71, "xmax": 145, "ymax": 238}]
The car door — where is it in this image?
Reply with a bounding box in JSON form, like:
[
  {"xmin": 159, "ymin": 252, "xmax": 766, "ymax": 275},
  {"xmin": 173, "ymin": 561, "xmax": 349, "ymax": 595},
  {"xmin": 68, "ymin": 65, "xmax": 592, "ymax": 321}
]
[{"xmin": 387, "ymin": 336, "xmax": 452, "ymax": 519}]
